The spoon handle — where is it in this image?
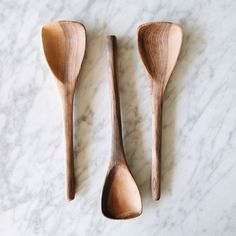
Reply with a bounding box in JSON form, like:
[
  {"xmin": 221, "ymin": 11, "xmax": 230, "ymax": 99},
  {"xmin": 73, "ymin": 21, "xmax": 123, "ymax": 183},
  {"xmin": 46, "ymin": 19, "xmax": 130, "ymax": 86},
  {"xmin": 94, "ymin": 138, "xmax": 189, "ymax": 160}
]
[
  {"xmin": 107, "ymin": 35, "xmax": 124, "ymax": 164},
  {"xmin": 62, "ymin": 93, "xmax": 75, "ymax": 200},
  {"xmin": 152, "ymin": 81, "xmax": 163, "ymax": 200}
]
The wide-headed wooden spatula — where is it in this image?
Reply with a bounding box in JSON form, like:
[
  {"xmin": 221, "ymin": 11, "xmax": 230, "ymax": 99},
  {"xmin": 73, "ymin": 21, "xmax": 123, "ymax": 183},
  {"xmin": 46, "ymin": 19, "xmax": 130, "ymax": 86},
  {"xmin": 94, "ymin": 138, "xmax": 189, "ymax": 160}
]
[
  {"xmin": 138, "ymin": 22, "xmax": 182, "ymax": 200},
  {"xmin": 41, "ymin": 21, "xmax": 86, "ymax": 200},
  {"xmin": 101, "ymin": 36, "xmax": 142, "ymax": 219}
]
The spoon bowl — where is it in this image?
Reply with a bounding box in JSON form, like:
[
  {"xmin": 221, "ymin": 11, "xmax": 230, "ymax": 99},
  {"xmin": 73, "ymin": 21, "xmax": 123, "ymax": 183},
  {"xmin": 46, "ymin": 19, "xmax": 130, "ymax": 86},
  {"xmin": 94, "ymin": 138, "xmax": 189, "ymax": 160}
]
[
  {"xmin": 42, "ymin": 21, "xmax": 86, "ymax": 85},
  {"xmin": 102, "ymin": 164, "xmax": 142, "ymax": 219},
  {"xmin": 42, "ymin": 21, "xmax": 86, "ymax": 200},
  {"xmin": 138, "ymin": 22, "xmax": 182, "ymax": 200},
  {"xmin": 138, "ymin": 22, "xmax": 182, "ymax": 89}
]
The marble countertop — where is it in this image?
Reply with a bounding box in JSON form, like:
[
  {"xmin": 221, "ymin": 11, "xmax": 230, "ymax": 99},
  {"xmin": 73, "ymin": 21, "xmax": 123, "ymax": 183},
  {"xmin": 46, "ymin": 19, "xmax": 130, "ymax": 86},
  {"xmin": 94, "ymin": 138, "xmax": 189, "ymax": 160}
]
[{"xmin": 1, "ymin": 0, "xmax": 236, "ymax": 235}]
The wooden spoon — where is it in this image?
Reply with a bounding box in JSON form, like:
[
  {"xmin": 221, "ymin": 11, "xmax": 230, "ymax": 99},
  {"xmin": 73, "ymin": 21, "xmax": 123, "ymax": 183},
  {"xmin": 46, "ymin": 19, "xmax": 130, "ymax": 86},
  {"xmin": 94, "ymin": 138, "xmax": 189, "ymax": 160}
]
[
  {"xmin": 101, "ymin": 36, "xmax": 142, "ymax": 219},
  {"xmin": 41, "ymin": 21, "xmax": 86, "ymax": 201},
  {"xmin": 138, "ymin": 22, "xmax": 182, "ymax": 200}
]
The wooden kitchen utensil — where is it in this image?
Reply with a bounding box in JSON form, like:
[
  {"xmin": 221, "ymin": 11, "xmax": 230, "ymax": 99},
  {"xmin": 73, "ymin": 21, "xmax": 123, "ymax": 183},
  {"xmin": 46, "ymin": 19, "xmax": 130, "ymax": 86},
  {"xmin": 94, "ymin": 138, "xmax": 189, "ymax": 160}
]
[
  {"xmin": 138, "ymin": 22, "xmax": 182, "ymax": 200},
  {"xmin": 101, "ymin": 36, "xmax": 142, "ymax": 219},
  {"xmin": 41, "ymin": 21, "xmax": 86, "ymax": 201}
]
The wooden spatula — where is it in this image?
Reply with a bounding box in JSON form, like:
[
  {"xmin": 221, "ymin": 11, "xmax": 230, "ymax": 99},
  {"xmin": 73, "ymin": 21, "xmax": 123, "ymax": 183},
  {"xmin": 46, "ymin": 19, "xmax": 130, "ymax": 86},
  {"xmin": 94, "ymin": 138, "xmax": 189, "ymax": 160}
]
[
  {"xmin": 41, "ymin": 21, "xmax": 86, "ymax": 200},
  {"xmin": 101, "ymin": 36, "xmax": 142, "ymax": 219},
  {"xmin": 138, "ymin": 22, "xmax": 182, "ymax": 200}
]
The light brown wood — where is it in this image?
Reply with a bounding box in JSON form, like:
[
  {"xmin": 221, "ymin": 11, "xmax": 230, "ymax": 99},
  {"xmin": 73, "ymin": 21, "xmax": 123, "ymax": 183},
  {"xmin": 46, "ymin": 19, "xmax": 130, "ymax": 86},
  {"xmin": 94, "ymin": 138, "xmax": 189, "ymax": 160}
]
[
  {"xmin": 138, "ymin": 22, "xmax": 182, "ymax": 200},
  {"xmin": 101, "ymin": 36, "xmax": 142, "ymax": 219},
  {"xmin": 41, "ymin": 21, "xmax": 86, "ymax": 201}
]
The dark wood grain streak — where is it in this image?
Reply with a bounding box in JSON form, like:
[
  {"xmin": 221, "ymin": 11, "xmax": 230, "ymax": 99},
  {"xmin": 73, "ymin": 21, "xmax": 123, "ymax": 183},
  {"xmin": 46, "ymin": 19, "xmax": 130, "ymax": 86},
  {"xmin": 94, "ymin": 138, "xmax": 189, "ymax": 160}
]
[
  {"xmin": 42, "ymin": 21, "xmax": 86, "ymax": 201},
  {"xmin": 138, "ymin": 22, "xmax": 182, "ymax": 200}
]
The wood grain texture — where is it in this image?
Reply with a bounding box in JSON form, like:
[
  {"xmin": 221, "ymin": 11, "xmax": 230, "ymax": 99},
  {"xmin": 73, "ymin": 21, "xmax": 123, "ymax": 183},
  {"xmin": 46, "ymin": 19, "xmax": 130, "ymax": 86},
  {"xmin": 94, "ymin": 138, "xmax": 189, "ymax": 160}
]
[
  {"xmin": 101, "ymin": 36, "xmax": 142, "ymax": 219},
  {"xmin": 138, "ymin": 22, "xmax": 182, "ymax": 200},
  {"xmin": 41, "ymin": 21, "xmax": 86, "ymax": 201}
]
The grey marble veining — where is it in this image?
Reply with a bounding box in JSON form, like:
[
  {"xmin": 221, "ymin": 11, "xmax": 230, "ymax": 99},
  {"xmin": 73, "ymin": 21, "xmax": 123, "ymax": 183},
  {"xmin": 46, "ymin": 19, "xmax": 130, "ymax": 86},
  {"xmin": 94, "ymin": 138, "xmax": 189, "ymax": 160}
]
[{"xmin": 0, "ymin": 0, "xmax": 236, "ymax": 235}]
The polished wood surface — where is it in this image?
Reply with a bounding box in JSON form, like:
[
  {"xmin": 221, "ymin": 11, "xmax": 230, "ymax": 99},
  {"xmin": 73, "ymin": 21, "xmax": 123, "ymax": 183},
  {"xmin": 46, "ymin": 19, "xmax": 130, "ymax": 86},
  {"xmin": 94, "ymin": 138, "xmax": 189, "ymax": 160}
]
[
  {"xmin": 42, "ymin": 21, "xmax": 86, "ymax": 201},
  {"xmin": 138, "ymin": 22, "xmax": 182, "ymax": 200},
  {"xmin": 101, "ymin": 36, "xmax": 142, "ymax": 219}
]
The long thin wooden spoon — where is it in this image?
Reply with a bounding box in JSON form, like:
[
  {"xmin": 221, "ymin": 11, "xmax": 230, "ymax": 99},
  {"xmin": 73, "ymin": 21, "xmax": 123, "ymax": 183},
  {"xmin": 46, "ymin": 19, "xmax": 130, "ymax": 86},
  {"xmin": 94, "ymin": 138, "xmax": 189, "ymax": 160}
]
[
  {"xmin": 138, "ymin": 22, "xmax": 182, "ymax": 200},
  {"xmin": 41, "ymin": 21, "xmax": 86, "ymax": 201},
  {"xmin": 101, "ymin": 36, "xmax": 142, "ymax": 219}
]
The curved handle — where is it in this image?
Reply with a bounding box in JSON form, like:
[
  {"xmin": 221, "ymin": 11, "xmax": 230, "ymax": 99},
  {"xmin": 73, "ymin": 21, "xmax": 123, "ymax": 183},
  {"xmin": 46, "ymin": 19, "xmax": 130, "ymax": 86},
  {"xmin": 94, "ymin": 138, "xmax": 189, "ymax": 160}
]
[
  {"xmin": 151, "ymin": 81, "xmax": 163, "ymax": 200},
  {"xmin": 62, "ymin": 93, "xmax": 75, "ymax": 201},
  {"xmin": 107, "ymin": 35, "xmax": 124, "ymax": 164}
]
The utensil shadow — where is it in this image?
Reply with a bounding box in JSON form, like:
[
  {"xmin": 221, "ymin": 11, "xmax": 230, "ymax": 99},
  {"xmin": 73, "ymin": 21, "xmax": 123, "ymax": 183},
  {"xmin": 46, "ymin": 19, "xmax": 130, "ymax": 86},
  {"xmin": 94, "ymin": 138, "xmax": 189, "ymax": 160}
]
[
  {"xmin": 73, "ymin": 28, "xmax": 105, "ymax": 196},
  {"xmin": 161, "ymin": 25, "xmax": 205, "ymax": 196},
  {"xmin": 117, "ymin": 36, "xmax": 150, "ymax": 200}
]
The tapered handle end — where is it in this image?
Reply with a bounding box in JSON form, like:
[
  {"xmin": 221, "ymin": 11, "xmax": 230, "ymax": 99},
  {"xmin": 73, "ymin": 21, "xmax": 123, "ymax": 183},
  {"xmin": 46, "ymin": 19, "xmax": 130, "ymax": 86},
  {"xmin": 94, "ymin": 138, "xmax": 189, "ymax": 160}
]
[
  {"xmin": 66, "ymin": 177, "xmax": 75, "ymax": 201},
  {"xmin": 151, "ymin": 152, "xmax": 161, "ymax": 200},
  {"xmin": 151, "ymin": 172, "xmax": 161, "ymax": 201},
  {"xmin": 65, "ymin": 144, "xmax": 75, "ymax": 201}
]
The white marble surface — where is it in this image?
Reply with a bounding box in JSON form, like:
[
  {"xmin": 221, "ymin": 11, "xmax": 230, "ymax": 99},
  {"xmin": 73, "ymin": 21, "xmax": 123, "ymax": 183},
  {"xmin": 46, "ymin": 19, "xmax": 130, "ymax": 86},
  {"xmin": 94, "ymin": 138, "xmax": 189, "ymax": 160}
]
[{"xmin": 0, "ymin": 0, "xmax": 236, "ymax": 235}]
